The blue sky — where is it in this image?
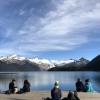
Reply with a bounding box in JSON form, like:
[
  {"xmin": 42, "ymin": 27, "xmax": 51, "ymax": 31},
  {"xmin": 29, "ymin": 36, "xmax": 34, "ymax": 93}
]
[{"xmin": 0, "ymin": 0, "xmax": 100, "ymax": 60}]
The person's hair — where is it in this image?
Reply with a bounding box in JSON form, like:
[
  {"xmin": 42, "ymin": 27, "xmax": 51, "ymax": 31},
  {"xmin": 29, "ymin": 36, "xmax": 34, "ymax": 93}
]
[
  {"xmin": 77, "ymin": 78, "xmax": 81, "ymax": 81},
  {"xmin": 12, "ymin": 79, "xmax": 15, "ymax": 82},
  {"xmin": 67, "ymin": 91, "xmax": 74, "ymax": 99},
  {"xmin": 85, "ymin": 79, "xmax": 89, "ymax": 82},
  {"xmin": 24, "ymin": 80, "xmax": 29, "ymax": 84}
]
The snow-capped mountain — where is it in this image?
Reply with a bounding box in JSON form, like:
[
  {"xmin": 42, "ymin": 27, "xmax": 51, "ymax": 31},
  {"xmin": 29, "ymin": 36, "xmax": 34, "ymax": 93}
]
[
  {"xmin": 49, "ymin": 58, "xmax": 90, "ymax": 71},
  {"xmin": 0, "ymin": 55, "xmax": 75, "ymax": 69},
  {"xmin": 0, "ymin": 54, "xmax": 27, "ymax": 65},
  {"xmin": 51, "ymin": 59, "xmax": 74, "ymax": 66},
  {"xmin": 29, "ymin": 57, "xmax": 55, "ymax": 69},
  {"xmin": 0, "ymin": 55, "xmax": 42, "ymax": 71},
  {"xmin": 29, "ymin": 58, "xmax": 75, "ymax": 69},
  {"xmin": 0, "ymin": 54, "xmax": 27, "ymax": 61},
  {"xmin": 0, "ymin": 54, "xmax": 89, "ymax": 71}
]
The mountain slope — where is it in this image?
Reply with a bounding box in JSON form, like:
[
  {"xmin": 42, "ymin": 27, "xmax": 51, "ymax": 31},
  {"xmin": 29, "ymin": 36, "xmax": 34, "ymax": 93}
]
[
  {"xmin": 0, "ymin": 60, "xmax": 41, "ymax": 71},
  {"xmin": 86, "ymin": 55, "xmax": 100, "ymax": 71},
  {"xmin": 49, "ymin": 58, "xmax": 89, "ymax": 71},
  {"xmin": 2, "ymin": 54, "xmax": 100, "ymax": 71},
  {"xmin": 0, "ymin": 55, "xmax": 76, "ymax": 71},
  {"xmin": 0, "ymin": 55, "xmax": 42, "ymax": 71}
]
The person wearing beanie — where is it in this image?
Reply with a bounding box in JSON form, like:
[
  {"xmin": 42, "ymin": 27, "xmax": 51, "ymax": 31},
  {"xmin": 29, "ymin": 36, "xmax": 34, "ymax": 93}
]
[{"xmin": 51, "ymin": 81, "xmax": 62, "ymax": 100}]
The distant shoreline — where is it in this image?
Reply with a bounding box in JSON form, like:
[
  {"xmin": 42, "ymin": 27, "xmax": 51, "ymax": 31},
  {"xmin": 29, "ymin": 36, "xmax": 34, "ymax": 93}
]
[{"xmin": 0, "ymin": 70, "xmax": 100, "ymax": 74}]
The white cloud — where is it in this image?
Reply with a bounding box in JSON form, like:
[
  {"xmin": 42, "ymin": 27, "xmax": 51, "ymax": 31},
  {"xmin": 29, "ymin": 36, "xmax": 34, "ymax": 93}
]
[{"xmin": 1, "ymin": 0, "xmax": 100, "ymax": 53}]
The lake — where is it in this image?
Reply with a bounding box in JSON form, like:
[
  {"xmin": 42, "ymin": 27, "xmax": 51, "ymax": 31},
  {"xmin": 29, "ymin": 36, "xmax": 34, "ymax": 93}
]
[{"xmin": 0, "ymin": 72, "xmax": 100, "ymax": 92}]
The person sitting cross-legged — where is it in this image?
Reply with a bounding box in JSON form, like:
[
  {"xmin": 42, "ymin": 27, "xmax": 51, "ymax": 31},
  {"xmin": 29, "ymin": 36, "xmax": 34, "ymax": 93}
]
[
  {"xmin": 51, "ymin": 81, "xmax": 62, "ymax": 100},
  {"xmin": 19, "ymin": 80, "xmax": 31, "ymax": 94},
  {"xmin": 43, "ymin": 81, "xmax": 62, "ymax": 100}
]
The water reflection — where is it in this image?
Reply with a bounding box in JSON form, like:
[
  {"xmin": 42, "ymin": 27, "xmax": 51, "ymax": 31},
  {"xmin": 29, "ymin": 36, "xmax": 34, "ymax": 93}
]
[{"xmin": 0, "ymin": 72, "xmax": 100, "ymax": 92}]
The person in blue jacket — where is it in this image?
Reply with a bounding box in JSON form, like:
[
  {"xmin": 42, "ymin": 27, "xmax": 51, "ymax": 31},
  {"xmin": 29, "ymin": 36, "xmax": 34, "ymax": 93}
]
[
  {"xmin": 51, "ymin": 81, "xmax": 62, "ymax": 100},
  {"xmin": 84, "ymin": 79, "xmax": 93, "ymax": 92}
]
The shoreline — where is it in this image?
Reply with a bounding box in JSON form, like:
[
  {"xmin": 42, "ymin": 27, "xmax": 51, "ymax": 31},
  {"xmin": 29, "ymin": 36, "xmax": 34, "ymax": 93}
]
[{"xmin": 0, "ymin": 91, "xmax": 100, "ymax": 100}]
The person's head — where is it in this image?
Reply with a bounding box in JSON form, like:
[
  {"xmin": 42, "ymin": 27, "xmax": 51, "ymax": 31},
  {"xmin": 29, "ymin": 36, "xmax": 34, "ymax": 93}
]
[
  {"xmin": 67, "ymin": 91, "xmax": 74, "ymax": 99},
  {"xmin": 12, "ymin": 79, "xmax": 15, "ymax": 82},
  {"xmin": 54, "ymin": 81, "xmax": 59, "ymax": 89},
  {"xmin": 85, "ymin": 79, "xmax": 89, "ymax": 83},
  {"xmin": 77, "ymin": 78, "xmax": 81, "ymax": 82},
  {"xmin": 24, "ymin": 80, "xmax": 29, "ymax": 84},
  {"xmin": 74, "ymin": 91, "xmax": 78, "ymax": 96}
]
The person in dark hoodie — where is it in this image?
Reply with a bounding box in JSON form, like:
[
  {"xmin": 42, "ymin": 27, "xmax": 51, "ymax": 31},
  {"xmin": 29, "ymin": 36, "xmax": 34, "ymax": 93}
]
[
  {"xmin": 51, "ymin": 81, "xmax": 62, "ymax": 100},
  {"xmin": 76, "ymin": 78, "xmax": 84, "ymax": 92},
  {"xmin": 19, "ymin": 80, "xmax": 31, "ymax": 93}
]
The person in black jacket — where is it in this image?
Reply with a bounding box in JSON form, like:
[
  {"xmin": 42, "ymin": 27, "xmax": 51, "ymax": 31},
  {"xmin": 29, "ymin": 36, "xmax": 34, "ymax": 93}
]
[
  {"xmin": 76, "ymin": 78, "xmax": 84, "ymax": 92},
  {"xmin": 51, "ymin": 81, "xmax": 62, "ymax": 100},
  {"xmin": 9, "ymin": 79, "xmax": 17, "ymax": 93}
]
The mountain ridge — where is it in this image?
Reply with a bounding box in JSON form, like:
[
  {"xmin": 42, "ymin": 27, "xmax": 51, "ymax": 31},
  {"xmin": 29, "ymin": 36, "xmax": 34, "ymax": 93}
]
[{"xmin": 1, "ymin": 54, "xmax": 99, "ymax": 71}]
